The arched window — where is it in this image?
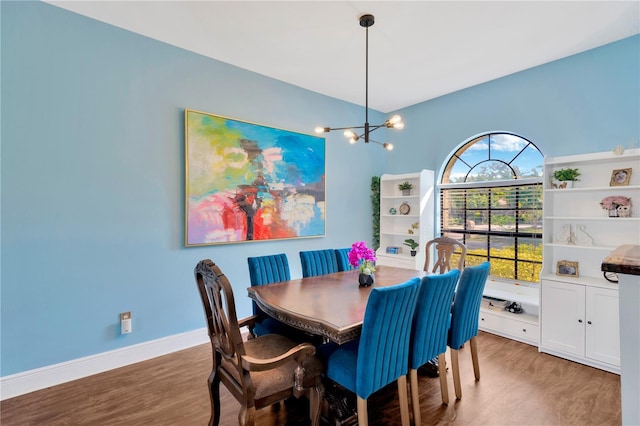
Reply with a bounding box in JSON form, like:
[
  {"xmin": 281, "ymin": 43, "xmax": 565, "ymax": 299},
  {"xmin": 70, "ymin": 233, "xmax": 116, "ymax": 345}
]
[{"xmin": 439, "ymin": 133, "xmax": 543, "ymax": 283}]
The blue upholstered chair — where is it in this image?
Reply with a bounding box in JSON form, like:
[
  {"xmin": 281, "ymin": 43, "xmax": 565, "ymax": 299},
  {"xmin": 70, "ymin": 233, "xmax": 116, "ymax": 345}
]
[
  {"xmin": 448, "ymin": 262, "xmax": 491, "ymax": 399},
  {"xmin": 322, "ymin": 278, "xmax": 421, "ymax": 426},
  {"xmin": 334, "ymin": 248, "xmax": 354, "ymax": 272},
  {"xmin": 247, "ymin": 254, "xmax": 298, "ymax": 338},
  {"xmin": 408, "ymin": 269, "xmax": 460, "ymax": 423},
  {"xmin": 299, "ymin": 249, "xmax": 339, "ymax": 278}
]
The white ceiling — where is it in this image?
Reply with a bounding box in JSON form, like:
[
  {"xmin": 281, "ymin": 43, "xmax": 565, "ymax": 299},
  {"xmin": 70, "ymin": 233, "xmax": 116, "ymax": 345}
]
[{"xmin": 45, "ymin": 1, "xmax": 639, "ymax": 113}]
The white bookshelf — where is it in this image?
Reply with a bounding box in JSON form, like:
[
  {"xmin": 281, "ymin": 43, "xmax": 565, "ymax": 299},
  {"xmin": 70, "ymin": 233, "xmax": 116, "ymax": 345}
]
[
  {"xmin": 539, "ymin": 148, "xmax": 639, "ymax": 373},
  {"xmin": 376, "ymin": 170, "xmax": 434, "ymax": 270}
]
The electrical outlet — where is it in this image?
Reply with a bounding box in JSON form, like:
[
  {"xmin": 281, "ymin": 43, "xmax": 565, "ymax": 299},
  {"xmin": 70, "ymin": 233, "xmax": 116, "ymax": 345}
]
[{"xmin": 120, "ymin": 311, "xmax": 132, "ymax": 334}]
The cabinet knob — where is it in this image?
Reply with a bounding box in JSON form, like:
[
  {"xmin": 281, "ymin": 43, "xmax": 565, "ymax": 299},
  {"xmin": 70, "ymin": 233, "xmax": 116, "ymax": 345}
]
[
  {"xmin": 578, "ymin": 319, "xmax": 583, "ymax": 323},
  {"xmin": 587, "ymin": 321, "xmax": 592, "ymax": 325},
  {"xmin": 522, "ymin": 328, "xmax": 527, "ymax": 333}
]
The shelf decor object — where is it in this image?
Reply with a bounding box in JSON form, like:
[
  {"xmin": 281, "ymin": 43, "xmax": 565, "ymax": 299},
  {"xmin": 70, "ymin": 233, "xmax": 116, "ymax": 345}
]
[
  {"xmin": 184, "ymin": 109, "xmax": 325, "ymax": 246},
  {"xmin": 399, "ymin": 202, "xmax": 411, "ymax": 215},
  {"xmin": 551, "ymin": 167, "xmax": 581, "ymax": 189},
  {"xmin": 600, "ymin": 195, "xmax": 632, "ymax": 218},
  {"xmin": 574, "ymin": 224, "xmax": 594, "ymax": 246},
  {"xmin": 398, "ymin": 181, "xmax": 413, "ymax": 195},
  {"xmin": 555, "ymin": 224, "xmax": 575, "ymax": 244},
  {"xmin": 610, "ymin": 168, "xmax": 632, "ymax": 186},
  {"xmin": 403, "ymin": 238, "xmax": 419, "ymax": 257},
  {"xmin": 556, "ymin": 260, "xmax": 579, "ymax": 277}
]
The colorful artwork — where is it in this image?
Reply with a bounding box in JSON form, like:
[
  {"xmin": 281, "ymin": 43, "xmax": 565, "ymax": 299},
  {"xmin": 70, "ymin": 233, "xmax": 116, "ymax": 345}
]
[{"xmin": 185, "ymin": 109, "xmax": 326, "ymax": 246}]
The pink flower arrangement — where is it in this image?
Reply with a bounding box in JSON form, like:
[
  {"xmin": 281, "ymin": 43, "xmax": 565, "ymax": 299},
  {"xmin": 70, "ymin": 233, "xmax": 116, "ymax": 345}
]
[
  {"xmin": 348, "ymin": 241, "xmax": 377, "ymax": 274},
  {"xmin": 600, "ymin": 196, "xmax": 631, "ymax": 210}
]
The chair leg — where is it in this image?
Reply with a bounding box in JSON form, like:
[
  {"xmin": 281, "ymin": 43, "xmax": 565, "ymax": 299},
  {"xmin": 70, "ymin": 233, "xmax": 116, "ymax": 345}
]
[
  {"xmin": 450, "ymin": 348, "xmax": 462, "ymax": 399},
  {"xmin": 238, "ymin": 406, "xmax": 255, "ymax": 426},
  {"xmin": 207, "ymin": 371, "xmax": 220, "ymax": 426},
  {"xmin": 308, "ymin": 380, "xmax": 323, "ymax": 426},
  {"xmin": 437, "ymin": 353, "xmax": 449, "ymax": 405},
  {"xmin": 397, "ymin": 376, "xmax": 410, "ymax": 426},
  {"xmin": 470, "ymin": 336, "xmax": 480, "ymax": 381},
  {"xmin": 409, "ymin": 369, "xmax": 421, "ymax": 426},
  {"xmin": 357, "ymin": 396, "xmax": 368, "ymax": 426}
]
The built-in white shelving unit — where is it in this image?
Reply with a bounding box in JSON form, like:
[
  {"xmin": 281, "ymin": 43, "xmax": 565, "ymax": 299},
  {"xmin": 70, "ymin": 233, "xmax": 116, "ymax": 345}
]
[
  {"xmin": 479, "ymin": 280, "xmax": 540, "ymax": 346},
  {"xmin": 376, "ymin": 170, "xmax": 434, "ymax": 270},
  {"xmin": 539, "ymin": 148, "xmax": 639, "ymax": 373}
]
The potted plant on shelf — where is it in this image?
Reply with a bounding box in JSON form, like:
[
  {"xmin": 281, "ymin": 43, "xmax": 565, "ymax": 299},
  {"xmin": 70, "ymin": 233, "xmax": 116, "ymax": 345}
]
[
  {"xmin": 403, "ymin": 238, "xmax": 419, "ymax": 257},
  {"xmin": 398, "ymin": 181, "xmax": 413, "ymax": 196},
  {"xmin": 552, "ymin": 168, "xmax": 580, "ymax": 189}
]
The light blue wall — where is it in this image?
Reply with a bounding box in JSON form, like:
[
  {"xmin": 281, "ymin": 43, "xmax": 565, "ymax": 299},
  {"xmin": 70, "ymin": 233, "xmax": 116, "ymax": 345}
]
[
  {"xmin": 1, "ymin": 2, "xmax": 638, "ymax": 377},
  {"xmin": 0, "ymin": 2, "xmax": 386, "ymax": 376},
  {"xmin": 390, "ymin": 35, "xmax": 640, "ymax": 175}
]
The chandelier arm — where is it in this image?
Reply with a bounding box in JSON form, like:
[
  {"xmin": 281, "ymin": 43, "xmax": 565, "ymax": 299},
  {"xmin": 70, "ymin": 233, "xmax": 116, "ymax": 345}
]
[
  {"xmin": 368, "ymin": 138, "xmax": 394, "ymax": 150},
  {"xmin": 326, "ymin": 125, "xmax": 366, "ymax": 131},
  {"xmin": 324, "ymin": 122, "xmax": 387, "ymax": 133}
]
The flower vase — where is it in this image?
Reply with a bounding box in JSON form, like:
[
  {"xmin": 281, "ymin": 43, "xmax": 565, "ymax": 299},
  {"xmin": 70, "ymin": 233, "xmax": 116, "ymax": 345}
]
[
  {"xmin": 359, "ymin": 273, "xmax": 374, "ymax": 287},
  {"xmin": 608, "ymin": 208, "xmax": 618, "ymax": 218}
]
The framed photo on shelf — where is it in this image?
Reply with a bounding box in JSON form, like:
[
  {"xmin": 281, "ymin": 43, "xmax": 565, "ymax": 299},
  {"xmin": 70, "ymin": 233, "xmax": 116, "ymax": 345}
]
[
  {"xmin": 609, "ymin": 168, "xmax": 632, "ymax": 186},
  {"xmin": 556, "ymin": 260, "xmax": 579, "ymax": 277}
]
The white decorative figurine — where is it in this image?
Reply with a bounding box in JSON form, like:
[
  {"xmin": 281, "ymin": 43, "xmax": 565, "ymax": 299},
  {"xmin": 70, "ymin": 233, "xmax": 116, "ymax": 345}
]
[
  {"xmin": 574, "ymin": 224, "xmax": 593, "ymax": 246},
  {"xmin": 555, "ymin": 224, "xmax": 574, "ymax": 244},
  {"xmin": 617, "ymin": 205, "xmax": 631, "ymax": 218}
]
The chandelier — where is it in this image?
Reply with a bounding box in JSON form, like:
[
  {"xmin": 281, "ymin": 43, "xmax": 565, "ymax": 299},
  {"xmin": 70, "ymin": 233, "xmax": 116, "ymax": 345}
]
[{"xmin": 315, "ymin": 14, "xmax": 403, "ymax": 151}]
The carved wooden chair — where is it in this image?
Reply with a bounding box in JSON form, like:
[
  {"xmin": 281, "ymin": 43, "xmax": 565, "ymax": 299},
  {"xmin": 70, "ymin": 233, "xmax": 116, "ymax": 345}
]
[
  {"xmin": 194, "ymin": 259, "xmax": 324, "ymax": 426},
  {"xmin": 423, "ymin": 236, "xmax": 467, "ymax": 274}
]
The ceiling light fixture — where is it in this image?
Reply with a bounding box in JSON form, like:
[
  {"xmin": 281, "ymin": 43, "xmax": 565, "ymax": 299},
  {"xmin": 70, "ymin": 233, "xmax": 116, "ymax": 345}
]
[{"xmin": 315, "ymin": 14, "xmax": 403, "ymax": 151}]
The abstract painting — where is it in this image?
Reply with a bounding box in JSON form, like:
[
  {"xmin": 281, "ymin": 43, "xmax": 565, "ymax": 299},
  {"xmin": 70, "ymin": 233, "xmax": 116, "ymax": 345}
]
[{"xmin": 185, "ymin": 109, "xmax": 326, "ymax": 246}]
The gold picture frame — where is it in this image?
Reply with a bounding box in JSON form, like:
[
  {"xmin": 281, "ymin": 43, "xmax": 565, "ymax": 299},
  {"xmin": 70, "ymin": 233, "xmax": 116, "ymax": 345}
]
[
  {"xmin": 610, "ymin": 168, "xmax": 632, "ymax": 186},
  {"xmin": 556, "ymin": 260, "xmax": 579, "ymax": 277}
]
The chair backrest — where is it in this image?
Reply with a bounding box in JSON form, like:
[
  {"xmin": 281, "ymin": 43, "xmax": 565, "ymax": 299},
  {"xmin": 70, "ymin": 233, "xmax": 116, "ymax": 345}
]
[
  {"xmin": 424, "ymin": 236, "xmax": 467, "ymax": 274},
  {"xmin": 409, "ymin": 269, "xmax": 461, "ymax": 369},
  {"xmin": 334, "ymin": 248, "xmax": 354, "ymax": 271},
  {"xmin": 299, "ymin": 249, "xmax": 339, "ymax": 277},
  {"xmin": 448, "ymin": 262, "xmax": 491, "ymax": 350},
  {"xmin": 195, "ymin": 259, "xmax": 245, "ymax": 363},
  {"xmin": 356, "ymin": 277, "xmax": 421, "ymax": 399},
  {"xmin": 248, "ymin": 254, "xmax": 291, "ymax": 315}
]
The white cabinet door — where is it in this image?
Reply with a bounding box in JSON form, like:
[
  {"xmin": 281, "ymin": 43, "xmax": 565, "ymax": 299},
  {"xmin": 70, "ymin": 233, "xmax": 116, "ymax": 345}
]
[
  {"xmin": 585, "ymin": 286, "xmax": 620, "ymax": 366},
  {"xmin": 541, "ymin": 280, "xmax": 585, "ymax": 357}
]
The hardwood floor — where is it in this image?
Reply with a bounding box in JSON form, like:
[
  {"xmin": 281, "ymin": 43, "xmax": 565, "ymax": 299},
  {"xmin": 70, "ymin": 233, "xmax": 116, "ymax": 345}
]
[{"xmin": 1, "ymin": 332, "xmax": 621, "ymax": 425}]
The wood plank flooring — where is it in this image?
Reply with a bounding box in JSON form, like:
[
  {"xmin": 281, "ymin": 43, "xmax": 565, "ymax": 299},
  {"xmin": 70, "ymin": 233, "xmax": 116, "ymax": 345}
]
[{"xmin": 1, "ymin": 332, "xmax": 621, "ymax": 425}]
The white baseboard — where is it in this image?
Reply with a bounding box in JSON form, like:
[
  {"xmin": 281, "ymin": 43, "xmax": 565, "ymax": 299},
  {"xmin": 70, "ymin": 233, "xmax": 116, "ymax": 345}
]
[{"xmin": 0, "ymin": 328, "xmax": 209, "ymax": 401}]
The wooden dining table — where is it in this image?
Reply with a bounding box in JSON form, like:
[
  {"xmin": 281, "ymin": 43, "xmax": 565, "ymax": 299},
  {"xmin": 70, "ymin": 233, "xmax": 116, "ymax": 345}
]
[{"xmin": 247, "ymin": 265, "xmax": 426, "ymax": 344}]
